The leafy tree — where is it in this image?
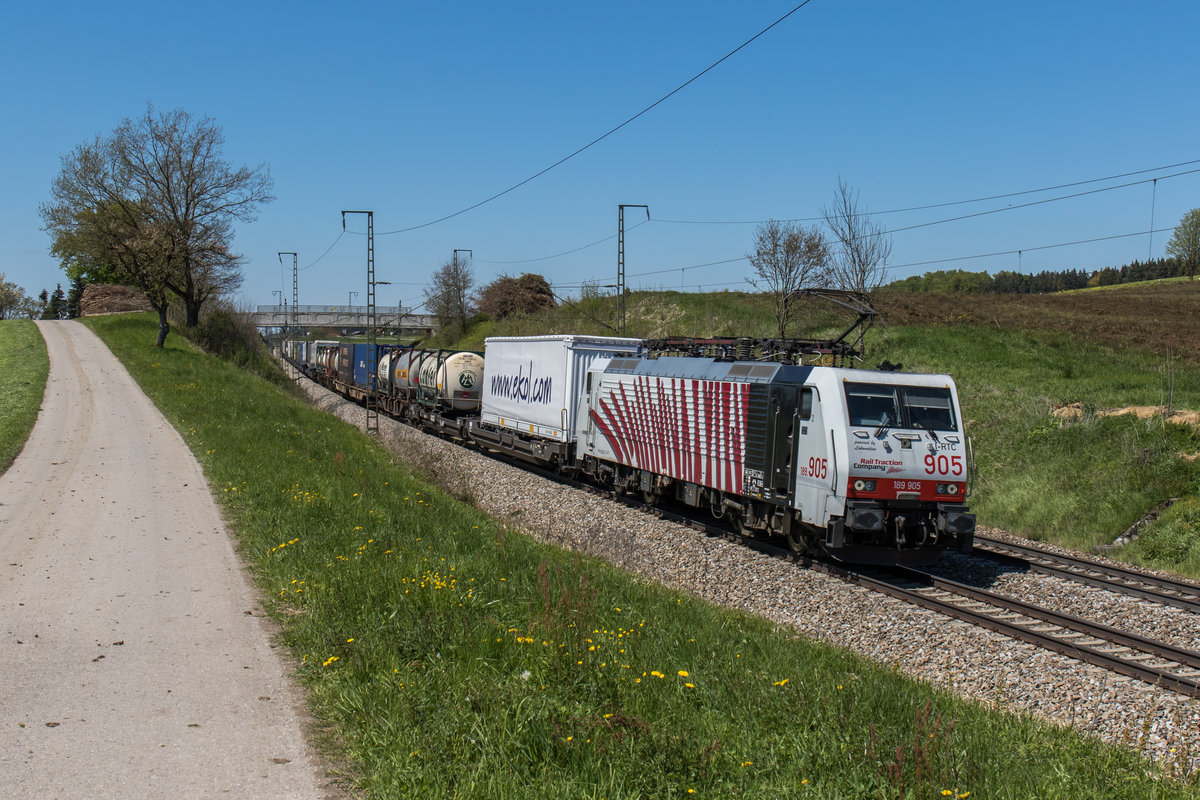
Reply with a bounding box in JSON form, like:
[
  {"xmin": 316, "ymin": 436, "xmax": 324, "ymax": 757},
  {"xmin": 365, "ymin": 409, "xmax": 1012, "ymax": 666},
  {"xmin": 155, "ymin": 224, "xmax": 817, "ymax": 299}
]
[
  {"xmin": 40, "ymin": 105, "xmax": 273, "ymax": 345},
  {"xmin": 746, "ymin": 219, "xmax": 830, "ymax": 338},
  {"xmin": 0, "ymin": 273, "xmax": 37, "ymax": 320},
  {"xmin": 476, "ymin": 273, "xmax": 557, "ymax": 320},
  {"xmin": 66, "ymin": 274, "xmax": 84, "ymax": 319},
  {"xmin": 822, "ymin": 179, "xmax": 893, "ymax": 295},
  {"xmin": 1165, "ymin": 208, "xmax": 1200, "ymax": 280},
  {"xmin": 40, "ymin": 284, "xmax": 67, "ymax": 319},
  {"xmin": 424, "ymin": 253, "xmax": 475, "ymax": 339},
  {"xmin": 886, "ymin": 269, "xmax": 994, "ymax": 293},
  {"xmin": 45, "ymin": 198, "xmax": 175, "ymax": 344}
]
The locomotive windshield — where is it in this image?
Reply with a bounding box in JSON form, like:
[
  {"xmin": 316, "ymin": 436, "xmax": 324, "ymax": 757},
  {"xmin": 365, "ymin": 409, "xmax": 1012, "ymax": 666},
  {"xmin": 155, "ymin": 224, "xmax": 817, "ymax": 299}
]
[{"xmin": 844, "ymin": 382, "xmax": 957, "ymax": 431}]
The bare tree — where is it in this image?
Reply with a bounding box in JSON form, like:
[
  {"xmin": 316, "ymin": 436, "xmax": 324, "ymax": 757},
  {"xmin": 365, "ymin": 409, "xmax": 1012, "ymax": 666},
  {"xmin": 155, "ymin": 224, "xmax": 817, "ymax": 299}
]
[
  {"xmin": 40, "ymin": 106, "xmax": 273, "ymax": 344},
  {"xmin": 746, "ymin": 219, "xmax": 830, "ymax": 338},
  {"xmin": 822, "ymin": 179, "xmax": 893, "ymax": 295},
  {"xmin": 424, "ymin": 253, "xmax": 475, "ymax": 339}
]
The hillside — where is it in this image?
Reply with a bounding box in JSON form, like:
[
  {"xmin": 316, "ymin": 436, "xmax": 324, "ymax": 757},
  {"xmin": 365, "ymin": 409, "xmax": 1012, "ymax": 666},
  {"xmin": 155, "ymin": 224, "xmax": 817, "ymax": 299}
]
[{"xmin": 448, "ymin": 281, "xmax": 1200, "ymax": 577}]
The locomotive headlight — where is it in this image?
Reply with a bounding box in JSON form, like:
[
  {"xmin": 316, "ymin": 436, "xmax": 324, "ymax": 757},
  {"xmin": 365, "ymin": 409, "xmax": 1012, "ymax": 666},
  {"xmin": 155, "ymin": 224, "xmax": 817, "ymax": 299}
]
[
  {"xmin": 937, "ymin": 483, "xmax": 960, "ymax": 496},
  {"xmin": 853, "ymin": 479, "xmax": 876, "ymax": 492}
]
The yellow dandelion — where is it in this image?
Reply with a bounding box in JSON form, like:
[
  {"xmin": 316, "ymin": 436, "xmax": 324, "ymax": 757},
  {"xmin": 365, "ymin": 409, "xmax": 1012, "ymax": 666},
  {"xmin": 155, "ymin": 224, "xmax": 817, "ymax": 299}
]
[{"xmin": 677, "ymin": 670, "xmax": 689, "ymax": 677}]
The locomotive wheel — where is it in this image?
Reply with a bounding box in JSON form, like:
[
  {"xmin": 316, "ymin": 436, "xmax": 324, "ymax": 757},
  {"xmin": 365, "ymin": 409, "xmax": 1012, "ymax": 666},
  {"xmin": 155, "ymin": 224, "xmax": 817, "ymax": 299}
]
[
  {"xmin": 641, "ymin": 490, "xmax": 658, "ymax": 507},
  {"xmin": 784, "ymin": 527, "xmax": 806, "ymax": 553}
]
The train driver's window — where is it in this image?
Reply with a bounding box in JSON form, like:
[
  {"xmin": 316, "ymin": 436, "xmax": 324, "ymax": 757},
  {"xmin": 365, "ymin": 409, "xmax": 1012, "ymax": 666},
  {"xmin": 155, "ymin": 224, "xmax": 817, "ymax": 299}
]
[{"xmin": 845, "ymin": 383, "xmax": 899, "ymax": 427}]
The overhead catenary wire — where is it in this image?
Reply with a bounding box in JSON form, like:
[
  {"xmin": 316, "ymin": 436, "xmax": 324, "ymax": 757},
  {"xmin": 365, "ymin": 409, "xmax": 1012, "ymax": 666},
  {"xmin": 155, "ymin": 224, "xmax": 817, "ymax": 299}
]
[
  {"xmin": 651, "ymin": 157, "xmax": 1200, "ymax": 225},
  {"xmin": 299, "ymin": 230, "xmax": 346, "ymax": 271},
  {"xmin": 308, "ymin": 157, "xmax": 1199, "ymax": 297},
  {"xmin": 371, "ymin": 1, "xmax": 817, "ymax": 236},
  {"xmin": 882, "ymin": 227, "xmax": 1179, "ymax": 273},
  {"xmin": 456, "ymin": 158, "xmax": 1199, "ymax": 270},
  {"xmin": 474, "ymin": 220, "xmax": 651, "ymax": 266}
]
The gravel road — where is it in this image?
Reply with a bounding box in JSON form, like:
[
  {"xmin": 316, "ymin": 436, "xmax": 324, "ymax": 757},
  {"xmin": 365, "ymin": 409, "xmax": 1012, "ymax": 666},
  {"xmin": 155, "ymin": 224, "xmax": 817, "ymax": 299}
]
[{"xmin": 0, "ymin": 321, "xmax": 334, "ymax": 799}]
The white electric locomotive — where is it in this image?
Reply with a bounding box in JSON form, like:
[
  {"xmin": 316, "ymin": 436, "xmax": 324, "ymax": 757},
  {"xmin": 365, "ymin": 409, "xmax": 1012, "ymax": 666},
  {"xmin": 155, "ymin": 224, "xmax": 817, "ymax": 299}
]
[{"xmin": 575, "ymin": 355, "xmax": 975, "ymax": 564}]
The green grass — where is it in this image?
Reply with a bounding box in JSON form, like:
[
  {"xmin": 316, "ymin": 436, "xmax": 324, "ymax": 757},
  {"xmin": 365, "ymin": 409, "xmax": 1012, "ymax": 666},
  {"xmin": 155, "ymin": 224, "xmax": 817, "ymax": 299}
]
[
  {"xmin": 82, "ymin": 312, "xmax": 1197, "ymax": 798},
  {"xmin": 867, "ymin": 324, "xmax": 1200, "ymax": 554},
  {"xmin": 0, "ymin": 319, "xmax": 49, "ymax": 474}
]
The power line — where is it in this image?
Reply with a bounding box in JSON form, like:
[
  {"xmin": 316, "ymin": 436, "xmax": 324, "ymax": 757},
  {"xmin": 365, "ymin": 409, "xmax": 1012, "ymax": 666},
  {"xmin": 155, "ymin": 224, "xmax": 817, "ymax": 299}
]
[
  {"xmin": 880, "ymin": 167, "xmax": 1200, "ymax": 239},
  {"xmin": 299, "ymin": 231, "xmax": 345, "ymax": 271},
  {"xmin": 373, "ymin": 1, "xmax": 816, "ymax": 236},
  {"xmin": 448, "ymin": 157, "xmax": 1199, "ymax": 270},
  {"xmin": 883, "ymin": 227, "xmax": 1178, "ymax": 272},
  {"xmin": 475, "ymin": 220, "xmax": 651, "ymax": 265},
  {"xmin": 652, "ymin": 157, "xmax": 1200, "ymax": 225}
]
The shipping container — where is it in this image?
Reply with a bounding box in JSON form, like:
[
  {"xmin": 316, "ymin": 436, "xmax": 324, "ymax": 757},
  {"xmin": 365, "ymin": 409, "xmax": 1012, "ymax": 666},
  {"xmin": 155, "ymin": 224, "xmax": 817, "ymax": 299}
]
[{"xmin": 481, "ymin": 335, "xmax": 640, "ymax": 442}]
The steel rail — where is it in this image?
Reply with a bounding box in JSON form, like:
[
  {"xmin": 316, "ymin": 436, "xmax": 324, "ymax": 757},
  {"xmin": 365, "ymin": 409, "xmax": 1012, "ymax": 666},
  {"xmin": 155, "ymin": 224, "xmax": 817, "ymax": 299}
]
[
  {"xmin": 973, "ymin": 535, "xmax": 1200, "ymax": 614},
  {"xmin": 827, "ymin": 562, "xmax": 1200, "ymax": 699}
]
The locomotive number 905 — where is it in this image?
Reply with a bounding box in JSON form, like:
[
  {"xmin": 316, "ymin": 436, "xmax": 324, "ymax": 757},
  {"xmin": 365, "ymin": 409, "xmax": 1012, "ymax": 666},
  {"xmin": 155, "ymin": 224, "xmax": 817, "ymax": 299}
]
[{"xmin": 924, "ymin": 453, "xmax": 964, "ymax": 476}]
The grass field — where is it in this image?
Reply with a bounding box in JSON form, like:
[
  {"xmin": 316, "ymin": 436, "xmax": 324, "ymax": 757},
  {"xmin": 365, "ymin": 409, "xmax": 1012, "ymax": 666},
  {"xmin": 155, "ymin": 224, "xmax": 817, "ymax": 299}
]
[
  {"xmin": 74, "ymin": 311, "xmax": 1196, "ymax": 798},
  {"xmin": 0, "ymin": 319, "xmax": 49, "ymax": 474}
]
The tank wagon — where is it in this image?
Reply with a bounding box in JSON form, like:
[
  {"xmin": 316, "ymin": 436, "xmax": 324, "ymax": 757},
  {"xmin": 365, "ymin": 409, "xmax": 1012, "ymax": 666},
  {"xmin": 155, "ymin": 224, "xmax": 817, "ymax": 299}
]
[{"xmin": 288, "ymin": 332, "xmax": 975, "ymax": 565}]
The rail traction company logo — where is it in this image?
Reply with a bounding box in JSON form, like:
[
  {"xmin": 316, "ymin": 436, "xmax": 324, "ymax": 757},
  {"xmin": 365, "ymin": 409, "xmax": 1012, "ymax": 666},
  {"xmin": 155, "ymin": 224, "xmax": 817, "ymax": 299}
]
[{"xmin": 853, "ymin": 457, "xmax": 905, "ymax": 473}]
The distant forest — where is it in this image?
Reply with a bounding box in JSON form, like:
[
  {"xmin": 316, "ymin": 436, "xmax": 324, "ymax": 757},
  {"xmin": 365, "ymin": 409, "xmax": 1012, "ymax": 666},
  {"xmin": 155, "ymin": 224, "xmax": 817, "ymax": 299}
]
[{"xmin": 885, "ymin": 257, "xmax": 1190, "ymax": 294}]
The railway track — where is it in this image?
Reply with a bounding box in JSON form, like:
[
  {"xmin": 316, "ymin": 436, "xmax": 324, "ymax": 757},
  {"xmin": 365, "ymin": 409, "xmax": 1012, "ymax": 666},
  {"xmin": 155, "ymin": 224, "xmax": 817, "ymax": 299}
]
[
  {"xmin": 972, "ymin": 534, "xmax": 1200, "ymax": 614},
  {"xmin": 843, "ymin": 562, "xmax": 1200, "ymax": 699}
]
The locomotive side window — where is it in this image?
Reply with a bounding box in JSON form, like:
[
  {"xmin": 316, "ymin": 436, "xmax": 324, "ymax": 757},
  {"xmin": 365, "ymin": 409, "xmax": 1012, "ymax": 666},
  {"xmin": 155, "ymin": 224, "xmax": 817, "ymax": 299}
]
[
  {"xmin": 845, "ymin": 384, "xmax": 900, "ymax": 427},
  {"xmin": 799, "ymin": 388, "xmax": 813, "ymax": 420},
  {"xmin": 844, "ymin": 382, "xmax": 956, "ymax": 431}
]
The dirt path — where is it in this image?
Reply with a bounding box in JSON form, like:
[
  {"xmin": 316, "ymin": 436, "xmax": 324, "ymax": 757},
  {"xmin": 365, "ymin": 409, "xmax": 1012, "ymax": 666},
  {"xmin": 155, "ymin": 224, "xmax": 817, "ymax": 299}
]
[{"xmin": 0, "ymin": 321, "xmax": 334, "ymax": 798}]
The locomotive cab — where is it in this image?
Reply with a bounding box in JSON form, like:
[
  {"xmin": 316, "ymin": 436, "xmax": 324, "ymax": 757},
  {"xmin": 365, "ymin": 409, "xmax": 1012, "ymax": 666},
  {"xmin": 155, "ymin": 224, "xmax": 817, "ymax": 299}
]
[{"xmin": 811, "ymin": 373, "xmax": 975, "ymax": 564}]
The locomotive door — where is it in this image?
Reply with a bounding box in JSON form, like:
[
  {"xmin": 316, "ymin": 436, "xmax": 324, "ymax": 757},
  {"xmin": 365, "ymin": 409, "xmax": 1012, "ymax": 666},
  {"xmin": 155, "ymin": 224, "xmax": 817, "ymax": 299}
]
[
  {"xmin": 768, "ymin": 385, "xmax": 800, "ymax": 496},
  {"xmin": 791, "ymin": 386, "xmax": 831, "ymax": 526}
]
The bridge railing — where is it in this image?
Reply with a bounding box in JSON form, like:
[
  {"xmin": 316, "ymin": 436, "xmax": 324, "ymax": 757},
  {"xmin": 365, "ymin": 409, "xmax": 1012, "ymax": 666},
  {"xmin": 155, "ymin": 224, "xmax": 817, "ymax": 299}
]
[{"xmin": 254, "ymin": 305, "xmax": 413, "ymax": 315}]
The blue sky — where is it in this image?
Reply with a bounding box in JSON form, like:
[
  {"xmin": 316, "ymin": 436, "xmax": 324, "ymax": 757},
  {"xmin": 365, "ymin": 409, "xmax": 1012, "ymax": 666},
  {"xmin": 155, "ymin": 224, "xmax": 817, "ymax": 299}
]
[{"xmin": 2, "ymin": 1, "xmax": 1197, "ymax": 312}]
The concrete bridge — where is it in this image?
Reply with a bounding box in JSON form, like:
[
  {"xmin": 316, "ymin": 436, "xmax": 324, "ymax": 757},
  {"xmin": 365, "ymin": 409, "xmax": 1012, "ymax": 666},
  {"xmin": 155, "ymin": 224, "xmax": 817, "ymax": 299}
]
[{"xmin": 250, "ymin": 305, "xmax": 436, "ymax": 335}]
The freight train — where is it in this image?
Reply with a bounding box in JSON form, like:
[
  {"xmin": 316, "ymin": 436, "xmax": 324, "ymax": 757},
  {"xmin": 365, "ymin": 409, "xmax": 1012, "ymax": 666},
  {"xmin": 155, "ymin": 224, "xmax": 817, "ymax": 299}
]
[{"xmin": 285, "ymin": 334, "xmax": 975, "ymax": 566}]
